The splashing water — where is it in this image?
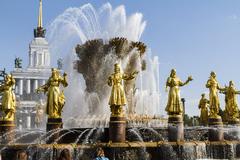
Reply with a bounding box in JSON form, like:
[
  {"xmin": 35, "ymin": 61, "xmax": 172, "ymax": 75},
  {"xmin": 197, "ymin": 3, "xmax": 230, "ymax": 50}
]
[{"xmin": 47, "ymin": 3, "xmax": 160, "ymax": 126}]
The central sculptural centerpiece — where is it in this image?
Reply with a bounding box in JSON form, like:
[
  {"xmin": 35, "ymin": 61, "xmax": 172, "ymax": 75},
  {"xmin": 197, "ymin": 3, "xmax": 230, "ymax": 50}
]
[{"xmin": 75, "ymin": 37, "xmax": 146, "ymax": 115}]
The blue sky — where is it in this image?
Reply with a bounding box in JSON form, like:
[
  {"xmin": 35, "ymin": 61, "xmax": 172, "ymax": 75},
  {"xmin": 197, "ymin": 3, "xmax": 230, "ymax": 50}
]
[{"xmin": 1, "ymin": 0, "xmax": 240, "ymax": 116}]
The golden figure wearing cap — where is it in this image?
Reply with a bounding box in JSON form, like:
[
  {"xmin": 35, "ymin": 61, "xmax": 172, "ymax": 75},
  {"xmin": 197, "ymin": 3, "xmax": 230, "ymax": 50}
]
[
  {"xmin": 0, "ymin": 74, "xmax": 16, "ymax": 121},
  {"xmin": 206, "ymin": 72, "xmax": 224, "ymax": 119},
  {"xmin": 36, "ymin": 68, "xmax": 68, "ymax": 119},
  {"xmin": 165, "ymin": 69, "xmax": 193, "ymax": 116},
  {"xmin": 108, "ymin": 64, "xmax": 138, "ymax": 117},
  {"xmin": 220, "ymin": 81, "xmax": 240, "ymax": 122},
  {"xmin": 198, "ymin": 94, "xmax": 209, "ymax": 125}
]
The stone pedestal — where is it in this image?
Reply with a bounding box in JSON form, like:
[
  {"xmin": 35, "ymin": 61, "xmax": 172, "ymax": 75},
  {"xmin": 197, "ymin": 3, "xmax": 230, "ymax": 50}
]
[
  {"xmin": 208, "ymin": 117, "xmax": 224, "ymax": 141},
  {"xmin": 168, "ymin": 115, "xmax": 184, "ymax": 142},
  {"xmin": 109, "ymin": 117, "xmax": 126, "ymax": 142},
  {"xmin": 46, "ymin": 118, "xmax": 63, "ymax": 144},
  {"xmin": 0, "ymin": 120, "xmax": 15, "ymax": 144}
]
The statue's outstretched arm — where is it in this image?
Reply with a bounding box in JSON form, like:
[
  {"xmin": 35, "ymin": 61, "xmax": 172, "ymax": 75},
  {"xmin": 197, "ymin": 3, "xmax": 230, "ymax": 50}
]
[
  {"xmin": 61, "ymin": 72, "xmax": 68, "ymax": 87},
  {"xmin": 0, "ymin": 84, "xmax": 4, "ymax": 92},
  {"xmin": 36, "ymin": 80, "xmax": 49, "ymax": 94},
  {"xmin": 108, "ymin": 76, "xmax": 113, "ymax": 86},
  {"xmin": 123, "ymin": 71, "xmax": 139, "ymax": 81},
  {"xmin": 235, "ymin": 90, "xmax": 240, "ymax": 94},
  {"xmin": 180, "ymin": 76, "xmax": 193, "ymax": 86}
]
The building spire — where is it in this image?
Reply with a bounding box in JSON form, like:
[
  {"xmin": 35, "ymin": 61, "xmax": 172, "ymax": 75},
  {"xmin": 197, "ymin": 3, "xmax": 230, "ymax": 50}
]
[
  {"xmin": 38, "ymin": 0, "xmax": 43, "ymax": 28},
  {"xmin": 34, "ymin": 0, "xmax": 46, "ymax": 38}
]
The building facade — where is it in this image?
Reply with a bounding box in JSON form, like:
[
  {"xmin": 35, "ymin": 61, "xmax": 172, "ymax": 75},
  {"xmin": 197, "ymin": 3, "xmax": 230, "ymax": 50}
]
[{"xmin": 11, "ymin": 0, "xmax": 51, "ymax": 129}]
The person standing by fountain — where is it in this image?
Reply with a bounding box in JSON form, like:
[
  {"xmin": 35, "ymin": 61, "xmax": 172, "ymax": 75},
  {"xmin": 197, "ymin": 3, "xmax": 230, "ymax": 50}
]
[
  {"xmin": 94, "ymin": 148, "xmax": 109, "ymax": 160},
  {"xmin": 165, "ymin": 69, "xmax": 193, "ymax": 141},
  {"xmin": 36, "ymin": 68, "xmax": 68, "ymax": 142},
  {"xmin": 108, "ymin": 63, "xmax": 138, "ymax": 142},
  {"xmin": 220, "ymin": 81, "xmax": 240, "ymax": 124},
  {"xmin": 206, "ymin": 71, "xmax": 224, "ymax": 141},
  {"xmin": 198, "ymin": 93, "xmax": 209, "ymax": 126},
  {"xmin": 57, "ymin": 148, "xmax": 72, "ymax": 160},
  {"xmin": 0, "ymin": 74, "xmax": 16, "ymax": 143}
]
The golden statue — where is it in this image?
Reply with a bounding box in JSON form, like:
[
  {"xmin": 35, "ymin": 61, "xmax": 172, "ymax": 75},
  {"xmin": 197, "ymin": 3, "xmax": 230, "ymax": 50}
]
[
  {"xmin": 198, "ymin": 94, "xmax": 209, "ymax": 125},
  {"xmin": 220, "ymin": 81, "xmax": 240, "ymax": 122},
  {"xmin": 36, "ymin": 68, "xmax": 68, "ymax": 119},
  {"xmin": 206, "ymin": 71, "xmax": 223, "ymax": 119},
  {"xmin": 0, "ymin": 74, "xmax": 16, "ymax": 121},
  {"xmin": 165, "ymin": 69, "xmax": 193, "ymax": 116},
  {"xmin": 108, "ymin": 63, "xmax": 138, "ymax": 117},
  {"xmin": 35, "ymin": 101, "xmax": 45, "ymax": 127}
]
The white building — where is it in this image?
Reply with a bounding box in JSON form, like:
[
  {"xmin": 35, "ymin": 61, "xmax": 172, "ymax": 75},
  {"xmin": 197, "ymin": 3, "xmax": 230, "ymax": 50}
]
[{"xmin": 11, "ymin": 0, "xmax": 51, "ymax": 129}]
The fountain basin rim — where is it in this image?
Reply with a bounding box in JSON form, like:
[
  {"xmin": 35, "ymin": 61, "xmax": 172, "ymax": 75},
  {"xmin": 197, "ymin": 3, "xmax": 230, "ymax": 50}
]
[{"xmin": 2, "ymin": 140, "xmax": 240, "ymax": 149}]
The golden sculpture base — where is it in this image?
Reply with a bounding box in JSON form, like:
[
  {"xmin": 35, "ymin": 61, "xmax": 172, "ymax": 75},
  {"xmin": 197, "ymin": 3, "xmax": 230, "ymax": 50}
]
[
  {"xmin": 46, "ymin": 118, "xmax": 63, "ymax": 144},
  {"xmin": 0, "ymin": 120, "xmax": 15, "ymax": 144},
  {"xmin": 168, "ymin": 115, "xmax": 184, "ymax": 142},
  {"xmin": 109, "ymin": 116, "xmax": 126, "ymax": 143},
  {"xmin": 208, "ymin": 117, "xmax": 224, "ymax": 141}
]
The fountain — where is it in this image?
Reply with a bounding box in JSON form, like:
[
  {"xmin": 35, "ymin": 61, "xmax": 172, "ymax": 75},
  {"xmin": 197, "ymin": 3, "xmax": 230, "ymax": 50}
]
[{"xmin": 1, "ymin": 2, "xmax": 240, "ymax": 160}]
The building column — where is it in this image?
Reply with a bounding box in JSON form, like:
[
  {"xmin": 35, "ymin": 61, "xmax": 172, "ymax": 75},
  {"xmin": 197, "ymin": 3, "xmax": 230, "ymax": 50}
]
[
  {"xmin": 29, "ymin": 53, "xmax": 33, "ymax": 67},
  {"xmin": 19, "ymin": 79, "xmax": 23, "ymax": 95},
  {"xmin": 36, "ymin": 53, "xmax": 39, "ymax": 66},
  {"xmin": 42, "ymin": 53, "xmax": 45, "ymax": 66},
  {"xmin": 26, "ymin": 115, "xmax": 31, "ymax": 129},
  {"xmin": 41, "ymin": 80, "xmax": 46, "ymax": 86},
  {"xmin": 14, "ymin": 79, "xmax": 18, "ymax": 94},
  {"xmin": 26, "ymin": 79, "xmax": 31, "ymax": 94},
  {"xmin": 34, "ymin": 80, "xmax": 39, "ymax": 90}
]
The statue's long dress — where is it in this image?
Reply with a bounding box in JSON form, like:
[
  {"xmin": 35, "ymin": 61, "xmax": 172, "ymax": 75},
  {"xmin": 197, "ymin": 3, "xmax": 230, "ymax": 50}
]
[
  {"xmin": 46, "ymin": 78, "xmax": 66, "ymax": 118},
  {"xmin": 165, "ymin": 77, "xmax": 183, "ymax": 115},
  {"xmin": 225, "ymin": 87, "xmax": 239, "ymax": 118},
  {"xmin": 108, "ymin": 73, "xmax": 126, "ymax": 106},
  {"xmin": 206, "ymin": 78, "xmax": 220, "ymax": 116},
  {"xmin": 199, "ymin": 99, "xmax": 208, "ymax": 125},
  {"xmin": 108, "ymin": 73, "xmax": 128, "ymax": 106},
  {"xmin": 1, "ymin": 82, "xmax": 16, "ymax": 113}
]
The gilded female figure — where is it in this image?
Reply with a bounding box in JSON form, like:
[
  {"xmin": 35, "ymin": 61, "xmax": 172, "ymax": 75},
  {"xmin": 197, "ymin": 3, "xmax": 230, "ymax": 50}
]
[
  {"xmin": 0, "ymin": 74, "xmax": 16, "ymax": 121},
  {"xmin": 108, "ymin": 63, "xmax": 138, "ymax": 117},
  {"xmin": 37, "ymin": 68, "xmax": 68, "ymax": 119},
  {"xmin": 198, "ymin": 93, "xmax": 209, "ymax": 125},
  {"xmin": 165, "ymin": 69, "xmax": 193, "ymax": 115},
  {"xmin": 220, "ymin": 81, "xmax": 240, "ymax": 122}
]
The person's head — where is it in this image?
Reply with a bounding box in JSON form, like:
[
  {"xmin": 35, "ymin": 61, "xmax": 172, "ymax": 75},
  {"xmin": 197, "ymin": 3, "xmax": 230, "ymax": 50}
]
[
  {"xmin": 59, "ymin": 148, "xmax": 71, "ymax": 160},
  {"xmin": 17, "ymin": 150, "xmax": 28, "ymax": 160},
  {"xmin": 210, "ymin": 71, "xmax": 216, "ymax": 78},
  {"xmin": 170, "ymin": 69, "xmax": 176, "ymax": 78},
  {"xmin": 201, "ymin": 93, "xmax": 205, "ymax": 98},
  {"xmin": 96, "ymin": 147, "xmax": 105, "ymax": 157},
  {"xmin": 114, "ymin": 63, "xmax": 121, "ymax": 73}
]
